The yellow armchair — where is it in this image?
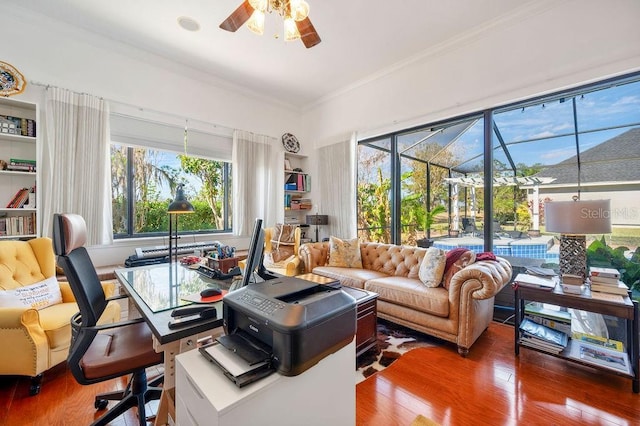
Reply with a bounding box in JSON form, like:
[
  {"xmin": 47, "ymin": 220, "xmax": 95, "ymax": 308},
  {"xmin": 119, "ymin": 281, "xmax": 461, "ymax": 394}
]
[
  {"xmin": 0, "ymin": 237, "xmax": 120, "ymax": 395},
  {"xmin": 263, "ymin": 225, "xmax": 302, "ymax": 276}
]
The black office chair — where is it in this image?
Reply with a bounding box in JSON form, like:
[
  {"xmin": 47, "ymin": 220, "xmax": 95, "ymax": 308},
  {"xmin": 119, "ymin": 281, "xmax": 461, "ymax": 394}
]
[{"xmin": 53, "ymin": 213, "xmax": 164, "ymax": 426}]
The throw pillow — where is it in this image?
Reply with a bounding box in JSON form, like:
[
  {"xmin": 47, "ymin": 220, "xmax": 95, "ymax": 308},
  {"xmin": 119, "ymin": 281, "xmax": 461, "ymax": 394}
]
[
  {"xmin": 271, "ymin": 223, "xmax": 296, "ymax": 246},
  {"xmin": 328, "ymin": 236, "xmax": 363, "ymax": 268},
  {"xmin": 443, "ymin": 249, "xmax": 476, "ymax": 290},
  {"xmin": 418, "ymin": 247, "xmax": 446, "ymax": 287},
  {"xmin": 0, "ymin": 276, "xmax": 62, "ymax": 310}
]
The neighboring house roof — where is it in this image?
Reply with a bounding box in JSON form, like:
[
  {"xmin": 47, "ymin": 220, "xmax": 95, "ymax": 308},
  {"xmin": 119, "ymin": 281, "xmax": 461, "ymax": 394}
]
[{"xmin": 534, "ymin": 127, "xmax": 640, "ymax": 185}]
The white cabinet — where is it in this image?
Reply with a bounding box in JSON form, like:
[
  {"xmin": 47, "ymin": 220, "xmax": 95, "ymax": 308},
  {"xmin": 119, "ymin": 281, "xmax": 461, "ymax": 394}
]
[
  {"xmin": 175, "ymin": 340, "xmax": 355, "ymax": 426},
  {"xmin": 0, "ymin": 98, "xmax": 38, "ymax": 239},
  {"xmin": 283, "ymin": 153, "xmax": 312, "ymax": 232}
]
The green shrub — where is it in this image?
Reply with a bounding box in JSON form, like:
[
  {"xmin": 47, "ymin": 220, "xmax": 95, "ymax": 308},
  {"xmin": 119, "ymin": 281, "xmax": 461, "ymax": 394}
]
[{"xmin": 587, "ymin": 236, "xmax": 640, "ymax": 291}]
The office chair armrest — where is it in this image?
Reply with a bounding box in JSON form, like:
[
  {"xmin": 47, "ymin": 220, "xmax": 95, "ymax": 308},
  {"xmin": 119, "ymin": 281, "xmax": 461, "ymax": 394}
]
[
  {"xmin": 83, "ymin": 317, "xmax": 147, "ymax": 333},
  {"xmin": 106, "ymin": 293, "xmax": 130, "ymax": 302}
]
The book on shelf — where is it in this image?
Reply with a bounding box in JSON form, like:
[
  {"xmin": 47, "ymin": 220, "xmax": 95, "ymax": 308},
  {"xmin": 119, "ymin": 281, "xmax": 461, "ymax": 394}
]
[
  {"xmin": 589, "ymin": 275, "xmax": 619, "ymax": 286},
  {"xmin": 513, "ymin": 273, "xmax": 556, "ymax": 290},
  {"xmin": 524, "ymin": 302, "xmax": 572, "ymax": 335},
  {"xmin": 589, "ymin": 291, "xmax": 625, "ymax": 304},
  {"xmin": 519, "ymin": 317, "xmax": 569, "ymax": 349},
  {"xmin": 571, "ymin": 332, "xmax": 624, "ymax": 352},
  {"xmin": 525, "ymin": 266, "xmax": 557, "ymax": 278},
  {"xmin": 588, "ymin": 266, "xmax": 620, "ymax": 279},
  {"xmin": 574, "ymin": 341, "xmax": 631, "ymax": 374},
  {"xmin": 561, "ymin": 273, "xmax": 584, "ymax": 286},
  {"xmin": 591, "ymin": 281, "xmax": 629, "ymax": 296},
  {"xmin": 560, "ymin": 282, "xmax": 583, "ymax": 295},
  {"xmin": 524, "ymin": 312, "xmax": 571, "ymax": 335},
  {"xmin": 519, "ymin": 335, "xmax": 565, "ymax": 354}
]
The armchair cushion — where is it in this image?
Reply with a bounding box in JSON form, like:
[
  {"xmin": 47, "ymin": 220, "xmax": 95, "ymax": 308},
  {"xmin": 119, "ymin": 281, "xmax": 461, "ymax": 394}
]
[{"xmin": 0, "ymin": 276, "xmax": 62, "ymax": 310}]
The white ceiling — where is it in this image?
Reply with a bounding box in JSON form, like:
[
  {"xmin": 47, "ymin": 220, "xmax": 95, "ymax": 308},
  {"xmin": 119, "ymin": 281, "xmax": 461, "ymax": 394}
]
[{"xmin": 13, "ymin": 0, "xmax": 541, "ymax": 109}]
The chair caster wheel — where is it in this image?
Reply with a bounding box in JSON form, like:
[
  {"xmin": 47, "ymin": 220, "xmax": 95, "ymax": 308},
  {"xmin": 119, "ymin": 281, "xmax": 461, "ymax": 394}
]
[{"xmin": 95, "ymin": 398, "xmax": 109, "ymax": 410}]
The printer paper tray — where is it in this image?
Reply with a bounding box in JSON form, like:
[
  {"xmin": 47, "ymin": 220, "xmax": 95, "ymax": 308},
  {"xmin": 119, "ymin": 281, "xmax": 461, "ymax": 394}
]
[{"xmin": 199, "ymin": 342, "xmax": 275, "ymax": 388}]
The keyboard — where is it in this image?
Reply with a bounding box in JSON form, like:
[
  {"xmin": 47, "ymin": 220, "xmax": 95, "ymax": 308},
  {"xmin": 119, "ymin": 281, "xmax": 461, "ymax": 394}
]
[{"xmin": 134, "ymin": 241, "xmax": 219, "ymax": 259}]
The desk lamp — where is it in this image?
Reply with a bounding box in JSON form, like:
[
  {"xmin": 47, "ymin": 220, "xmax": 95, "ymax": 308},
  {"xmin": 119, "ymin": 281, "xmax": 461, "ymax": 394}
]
[
  {"xmin": 544, "ymin": 198, "xmax": 611, "ymax": 279},
  {"xmin": 306, "ymin": 213, "xmax": 328, "ymax": 243},
  {"xmin": 168, "ymin": 184, "xmax": 195, "ymax": 264}
]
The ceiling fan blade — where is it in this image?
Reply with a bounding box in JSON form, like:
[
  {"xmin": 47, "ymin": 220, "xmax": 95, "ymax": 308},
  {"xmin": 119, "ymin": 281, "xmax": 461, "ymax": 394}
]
[
  {"xmin": 220, "ymin": 1, "xmax": 254, "ymax": 32},
  {"xmin": 296, "ymin": 17, "xmax": 321, "ymax": 48}
]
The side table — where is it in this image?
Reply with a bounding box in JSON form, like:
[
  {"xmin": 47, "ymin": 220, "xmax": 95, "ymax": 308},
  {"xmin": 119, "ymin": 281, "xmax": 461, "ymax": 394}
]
[
  {"xmin": 297, "ymin": 273, "xmax": 379, "ymax": 357},
  {"xmin": 514, "ymin": 280, "xmax": 639, "ymax": 393}
]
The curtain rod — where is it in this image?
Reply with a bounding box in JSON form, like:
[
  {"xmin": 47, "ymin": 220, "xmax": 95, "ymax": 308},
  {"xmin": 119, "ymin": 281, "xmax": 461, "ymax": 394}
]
[{"xmin": 29, "ymin": 80, "xmax": 234, "ymax": 135}]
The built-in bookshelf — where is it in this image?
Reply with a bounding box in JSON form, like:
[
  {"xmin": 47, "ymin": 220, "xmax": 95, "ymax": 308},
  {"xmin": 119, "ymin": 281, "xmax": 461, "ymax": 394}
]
[
  {"xmin": 283, "ymin": 152, "xmax": 312, "ymax": 226},
  {"xmin": 0, "ymin": 97, "xmax": 39, "ymax": 239}
]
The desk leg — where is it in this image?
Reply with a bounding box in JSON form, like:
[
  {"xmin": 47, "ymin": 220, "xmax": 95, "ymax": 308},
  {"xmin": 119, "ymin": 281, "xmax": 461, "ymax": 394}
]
[{"xmin": 154, "ymin": 339, "xmax": 181, "ymax": 426}]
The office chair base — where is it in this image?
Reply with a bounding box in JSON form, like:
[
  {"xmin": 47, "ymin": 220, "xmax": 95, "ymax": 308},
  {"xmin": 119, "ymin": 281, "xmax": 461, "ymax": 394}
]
[
  {"xmin": 91, "ymin": 370, "xmax": 163, "ymax": 426},
  {"xmin": 94, "ymin": 373, "xmax": 163, "ymax": 410}
]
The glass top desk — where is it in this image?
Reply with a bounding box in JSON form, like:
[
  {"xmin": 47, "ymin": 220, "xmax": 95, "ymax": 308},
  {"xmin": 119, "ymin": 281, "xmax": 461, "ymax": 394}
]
[{"xmin": 115, "ymin": 262, "xmax": 230, "ymax": 425}]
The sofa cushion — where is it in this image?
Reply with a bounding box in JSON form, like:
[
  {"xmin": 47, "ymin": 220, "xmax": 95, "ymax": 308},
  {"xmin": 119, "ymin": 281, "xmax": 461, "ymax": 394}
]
[
  {"xmin": 328, "ymin": 236, "xmax": 363, "ymax": 268},
  {"xmin": 443, "ymin": 250, "xmax": 476, "ymax": 290},
  {"xmin": 364, "ymin": 276, "xmax": 449, "ymax": 318},
  {"xmin": 418, "ymin": 247, "xmax": 446, "ymax": 287},
  {"xmin": 312, "ymin": 266, "xmax": 388, "ymax": 289}
]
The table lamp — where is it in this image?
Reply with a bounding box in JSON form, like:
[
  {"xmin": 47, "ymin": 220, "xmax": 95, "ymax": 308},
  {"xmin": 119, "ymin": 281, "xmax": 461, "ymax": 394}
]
[
  {"xmin": 306, "ymin": 214, "xmax": 329, "ymax": 243},
  {"xmin": 544, "ymin": 198, "xmax": 611, "ymax": 279},
  {"xmin": 168, "ymin": 184, "xmax": 195, "ymax": 264}
]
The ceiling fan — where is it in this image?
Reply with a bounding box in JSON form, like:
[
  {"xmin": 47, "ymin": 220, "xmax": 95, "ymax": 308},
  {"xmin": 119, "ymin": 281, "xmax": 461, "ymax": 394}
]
[{"xmin": 220, "ymin": 0, "xmax": 321, "ymax": 49}]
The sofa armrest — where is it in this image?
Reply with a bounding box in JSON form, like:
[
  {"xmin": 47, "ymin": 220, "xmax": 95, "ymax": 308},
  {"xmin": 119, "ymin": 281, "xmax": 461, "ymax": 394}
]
[
  {"xmin": 0, "ymin": 307, "xmax": 49, "ymax": 375},
  {"xmin": 448, "ymin": 257, "xmax": 513, "ymax": 300},
  {"xmin": 58, "ymin": 280, "xmax": 117, "ymax": 302},
  {"xmin": 299, "ymin": 242, "xmax": 330, "ymax": 273}
]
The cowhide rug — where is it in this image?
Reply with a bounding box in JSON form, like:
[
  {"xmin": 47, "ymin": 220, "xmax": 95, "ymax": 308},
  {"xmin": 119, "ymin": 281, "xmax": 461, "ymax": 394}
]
[{"xmin": 356, "ymin": 319, "xmax": 438, "ymax": 384}]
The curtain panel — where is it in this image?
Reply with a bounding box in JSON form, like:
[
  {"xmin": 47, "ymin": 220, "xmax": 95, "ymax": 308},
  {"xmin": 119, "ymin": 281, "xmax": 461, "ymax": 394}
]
[
  {"xmin": 232, "ymin": 130, "xmax": 279, "ymax": 236},
  {"xmin": 42, "ymin": 87, "xmax": 112, "ymax": 245},
  {"xmin": 318, "ymin": 132, "xmax": 357, "ymax": 239}
]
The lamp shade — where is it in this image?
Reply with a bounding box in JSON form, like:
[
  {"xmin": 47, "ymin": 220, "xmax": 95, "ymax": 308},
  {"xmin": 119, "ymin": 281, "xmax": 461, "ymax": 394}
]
[
  {"xmin": 544, "ymin": 199, "xmax": 611, "ymax": 235},
  {"xmin": 168, "ymin": 184, "xmax": 195, "ymax": 214},
  {"xmin": 306, "ymin": 214, "xmax": 328, "ymax": 226}
]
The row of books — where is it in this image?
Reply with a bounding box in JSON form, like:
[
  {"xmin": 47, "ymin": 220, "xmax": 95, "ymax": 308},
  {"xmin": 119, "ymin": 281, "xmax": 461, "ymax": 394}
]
[
  {"xmin": 5, "ymin": 158, "xmax": 36, "ymax": 172},
  {"xmin": 285, "ymin": 194, "xmax": 312, "ymax": 210},
  {"xmin": 5, "ymin": 187, "xmax": 35, "ymax": 208},
  {"xmin": 0, "ymin": 115, "xmax": 37, "ymax": 137},
  {"xmin": 589, "ymin": 267, "xmax": 629, "ymax": 296},
  {"xmin": 285, "ymin": 172, "xmax": 311, "ymax": 192},
  {"xmin": 0, "ymin": 213, "xmax": 36, "ymax": 237}
]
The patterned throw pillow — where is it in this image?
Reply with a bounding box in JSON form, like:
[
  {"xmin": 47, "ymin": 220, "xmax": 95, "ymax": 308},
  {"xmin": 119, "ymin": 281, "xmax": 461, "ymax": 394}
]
[
  {"xmin": 443, "ymin": 249, "xmax": 476, "ymax": 290},
  {"xmin": 271, "ymin": 223, "xmax": 296, "ymax": 245},
  {"xmin": 0, "ymin": 276, "xmax": 62, "ymax": 310},
  {"xmin": 328, "ymin": 236, "xmax": 363, "ymax": 268},
  {"xmin": 418, "ymin": 247, "xmax": 446, "ymax": 287}
]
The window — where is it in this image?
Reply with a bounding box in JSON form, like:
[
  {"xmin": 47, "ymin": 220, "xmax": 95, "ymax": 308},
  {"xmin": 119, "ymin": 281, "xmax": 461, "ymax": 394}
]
[
  {"xmin": 358, "ymin": 72, "xmax": 640, "ymax": 267},
  {"xmin": 109, "ymin": 114, "xmax": 234, "ymax": 239},
  {"xmin": 111, "ymin": 145, "xmax": 232, "ymax": 238}
]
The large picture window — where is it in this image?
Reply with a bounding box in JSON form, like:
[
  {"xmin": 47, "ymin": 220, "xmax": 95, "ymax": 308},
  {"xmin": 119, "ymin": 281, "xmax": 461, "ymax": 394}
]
[{"xmin": 111, "ymin": 145, "xmax": 232, "ymax": 238}]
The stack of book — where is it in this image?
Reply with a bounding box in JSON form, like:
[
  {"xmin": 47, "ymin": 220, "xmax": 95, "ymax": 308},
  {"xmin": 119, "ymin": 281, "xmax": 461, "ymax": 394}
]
[
  {"xmin": 5, "ymin": 187, "xmax": 34, "ymax": 208},
  {"xmin": 513, "ymin": 273, "xmax": 556, "ymax": 291},
  {"xmin": 589, "ymin": 267, "xmax": 629, "ymax": 296},
  {"xmin": 6, "ymin": 158, "xmax": 36, "ymax": 172},
  {"xmin": 524, "ymin": 303, "xmax": 571, "ymax": 335},
  {"xmin": 519, "ymin": 317, "xmax": 569, "ymax": 353}
]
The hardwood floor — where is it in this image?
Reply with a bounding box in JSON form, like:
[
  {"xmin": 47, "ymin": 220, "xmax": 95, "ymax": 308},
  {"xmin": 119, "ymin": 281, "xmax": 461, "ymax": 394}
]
[
  {"xmin": 356, "ymin": 322, "xmax": 640, "ymax": 426},
  {"xmin": 1, "ymin": 322, "xmax": 638, "ymax": 425}
]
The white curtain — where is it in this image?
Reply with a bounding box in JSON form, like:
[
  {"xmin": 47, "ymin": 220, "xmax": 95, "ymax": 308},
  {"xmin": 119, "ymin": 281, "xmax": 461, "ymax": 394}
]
[
  {"xmin": 232, "ymin": 130, "xmax": 279, "ymax": 235},
  {"xmin": 42, "ymin": 87, "xmax": 112, "ymax": 245},
  {"xmin": 318, "ymin": 132, "xmax": 358, "ymax": 239}
]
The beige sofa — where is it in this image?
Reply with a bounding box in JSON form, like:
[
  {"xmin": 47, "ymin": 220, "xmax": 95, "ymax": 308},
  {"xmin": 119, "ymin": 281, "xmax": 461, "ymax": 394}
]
[{"xmin": 299, "ymin": 241, "xmax": 512, "ymax": 356}]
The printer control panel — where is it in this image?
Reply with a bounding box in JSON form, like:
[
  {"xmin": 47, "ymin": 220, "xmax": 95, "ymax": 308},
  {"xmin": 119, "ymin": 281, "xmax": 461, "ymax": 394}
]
[{"xmin": 239, "ymin": 291, "xmax": 285, "ymax": 315}]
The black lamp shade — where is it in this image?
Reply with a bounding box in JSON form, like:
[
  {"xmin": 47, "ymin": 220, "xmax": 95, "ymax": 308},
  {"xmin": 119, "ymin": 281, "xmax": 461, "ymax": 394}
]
[
  {"xmin": 168, "ymin": 184, "xmax": 195, "ymax": 214},
  {"xmin": 306, "ymin": 214, "xmax": 328, "ymax": 225}
]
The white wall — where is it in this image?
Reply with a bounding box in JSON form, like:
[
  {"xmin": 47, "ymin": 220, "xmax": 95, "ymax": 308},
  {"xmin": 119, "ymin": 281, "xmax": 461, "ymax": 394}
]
[{"xmin": 301, "ymin": 0, "xmax": 640, "ymax": 148}]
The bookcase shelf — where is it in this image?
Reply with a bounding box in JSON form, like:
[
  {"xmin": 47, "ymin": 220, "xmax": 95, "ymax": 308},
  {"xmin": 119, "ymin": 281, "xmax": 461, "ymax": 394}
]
[
  {"xmin": 514, "ymin": 282, "xmax": 639, "ymax": 392},
  {"xmin": 283, "ymin": 153, "xmax": 312, "ymax": 224},
  {"xmin": 0, "ymin": 97, "xmax": 39, "ymax": 239}
]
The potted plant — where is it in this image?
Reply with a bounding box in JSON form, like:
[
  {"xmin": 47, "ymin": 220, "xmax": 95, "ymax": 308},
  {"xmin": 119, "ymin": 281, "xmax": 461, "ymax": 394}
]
[{"xmin": 416, "ymin": 205, "xmax": 447, "ymax": 248}]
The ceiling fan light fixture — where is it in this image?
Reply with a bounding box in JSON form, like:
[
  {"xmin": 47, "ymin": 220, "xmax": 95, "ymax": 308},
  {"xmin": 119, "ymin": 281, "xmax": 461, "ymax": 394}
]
[
  {"xmin": 284, "ymin": 17, "xmax": 300, "ymax": 41},
  {"xmin": 290, "ymin": 0, "xmax": 310, "ymax": 21},
  {"xmin": 247, "ymin": 10, "xmax": 265, "ymax": 35}
]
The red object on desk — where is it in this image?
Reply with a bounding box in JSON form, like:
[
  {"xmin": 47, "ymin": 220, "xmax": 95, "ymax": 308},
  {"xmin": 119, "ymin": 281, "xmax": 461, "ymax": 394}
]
[{"xmin": 182, "ymin": 290, "xmax": 228, "ymax": 304}]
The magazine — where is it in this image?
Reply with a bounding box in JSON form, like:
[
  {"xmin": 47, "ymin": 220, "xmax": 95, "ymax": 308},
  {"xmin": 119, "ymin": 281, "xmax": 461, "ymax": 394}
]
[{"xmin": 578, "ymin": 342, "xmax": 631, "ymax": 374}]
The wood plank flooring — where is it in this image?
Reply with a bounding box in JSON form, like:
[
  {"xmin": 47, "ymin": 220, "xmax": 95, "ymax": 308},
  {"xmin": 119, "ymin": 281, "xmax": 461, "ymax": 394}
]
[{"xmin": 1, "ymin": 322, "xmax": 638, "ymax": 425}]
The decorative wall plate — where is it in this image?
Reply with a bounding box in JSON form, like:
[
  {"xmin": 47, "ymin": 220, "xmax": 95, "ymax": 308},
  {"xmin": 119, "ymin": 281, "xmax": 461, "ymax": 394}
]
[
  {"xmin": 282, "ymin": 132, "xmax": 300, "ymax": 153},
  {"xmin": 0, "ymin": 62, "xmax": 26, "ymax": 97}
]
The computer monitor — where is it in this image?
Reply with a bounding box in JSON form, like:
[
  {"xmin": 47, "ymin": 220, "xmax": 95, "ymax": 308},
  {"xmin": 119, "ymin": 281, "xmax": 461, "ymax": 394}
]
[{"xmin": 232, "ymin": 218, "xmax": 278, "ymax": 291}]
